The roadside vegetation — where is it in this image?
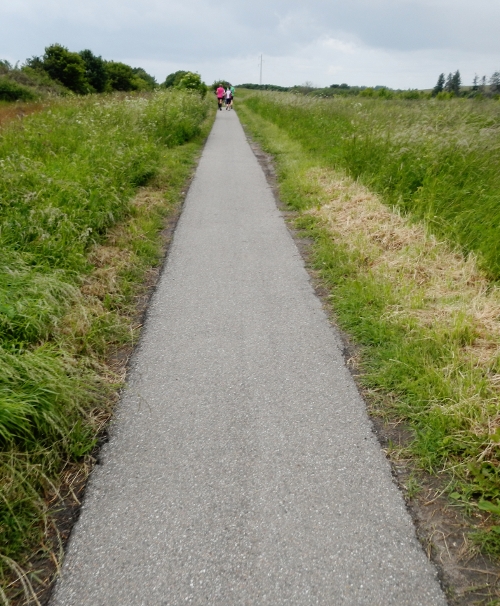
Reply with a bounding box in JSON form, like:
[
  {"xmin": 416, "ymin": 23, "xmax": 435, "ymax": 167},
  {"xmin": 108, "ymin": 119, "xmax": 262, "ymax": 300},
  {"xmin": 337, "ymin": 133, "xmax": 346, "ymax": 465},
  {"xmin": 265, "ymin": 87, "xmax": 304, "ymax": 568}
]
[
  {"xmin": 237, "ymin": 92, "xmax": 500, "ymax": 572},
  {"xmin": 238, "ymin": 69, "xmax": 500, "ymax": 100},
  {"xmin": 1, "ymin": 45, "xmax": 207, "ymax": 103},
  {"xmin": 0, "ymin": 89, "xmax": 212, "ymax": 604}
]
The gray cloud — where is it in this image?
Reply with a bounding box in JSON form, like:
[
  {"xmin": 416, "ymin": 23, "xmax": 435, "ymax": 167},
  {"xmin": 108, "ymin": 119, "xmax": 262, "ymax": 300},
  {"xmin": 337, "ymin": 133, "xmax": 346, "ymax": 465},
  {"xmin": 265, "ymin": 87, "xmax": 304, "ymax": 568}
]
[{"xmin": 1, "ymin": 0, "xmax": 498, "ymax": 86}]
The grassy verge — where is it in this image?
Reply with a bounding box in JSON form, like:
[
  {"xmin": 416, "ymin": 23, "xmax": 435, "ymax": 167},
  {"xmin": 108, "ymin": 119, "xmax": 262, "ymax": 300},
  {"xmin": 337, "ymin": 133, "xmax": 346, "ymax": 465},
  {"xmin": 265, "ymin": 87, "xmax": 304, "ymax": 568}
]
[
  {"xmin": 0, "ymin": 90, "xmax": 213, "ymax": 604},
  {"xmin": 243, "ymin": 92, "xmax": 500, "ymax": 279},
  {"xmin": 236, "ymin": 97, "xmax": 500, "ymax": 581}
]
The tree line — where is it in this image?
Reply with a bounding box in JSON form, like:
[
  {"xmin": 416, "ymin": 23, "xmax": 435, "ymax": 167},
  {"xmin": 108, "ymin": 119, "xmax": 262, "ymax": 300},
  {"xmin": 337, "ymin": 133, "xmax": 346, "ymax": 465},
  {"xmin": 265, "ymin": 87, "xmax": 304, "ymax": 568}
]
[
  {"xmin": 432, "ymin": 70, "xmax": 500, "ymax": 97},
  {"xmin": 0, "ymin": 45, "xmax": 208, "ymax": 101}
]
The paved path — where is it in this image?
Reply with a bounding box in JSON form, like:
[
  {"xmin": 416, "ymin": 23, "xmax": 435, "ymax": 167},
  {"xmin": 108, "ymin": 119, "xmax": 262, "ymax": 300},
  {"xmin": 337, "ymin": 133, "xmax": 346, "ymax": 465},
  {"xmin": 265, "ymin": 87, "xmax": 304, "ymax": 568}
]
[{"xmin": 51, "ymin": 110, "xmax": 446, "ymax": 605}]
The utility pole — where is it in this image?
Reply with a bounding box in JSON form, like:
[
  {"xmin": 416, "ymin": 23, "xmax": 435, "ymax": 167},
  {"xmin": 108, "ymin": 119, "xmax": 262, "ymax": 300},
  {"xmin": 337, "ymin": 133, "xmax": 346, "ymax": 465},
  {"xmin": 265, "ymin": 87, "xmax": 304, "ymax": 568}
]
[{"xmin": 259, "ymin": 54, "xmax": 263, "ymax": 86}]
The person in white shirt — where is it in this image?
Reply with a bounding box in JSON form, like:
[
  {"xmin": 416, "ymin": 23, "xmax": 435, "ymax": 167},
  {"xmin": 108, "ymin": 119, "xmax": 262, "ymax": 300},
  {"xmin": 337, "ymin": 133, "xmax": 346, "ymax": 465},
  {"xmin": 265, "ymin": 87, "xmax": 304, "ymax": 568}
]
[{"xmin": 225, "ymin": 88, "xmax": 233, "ymax": 110}]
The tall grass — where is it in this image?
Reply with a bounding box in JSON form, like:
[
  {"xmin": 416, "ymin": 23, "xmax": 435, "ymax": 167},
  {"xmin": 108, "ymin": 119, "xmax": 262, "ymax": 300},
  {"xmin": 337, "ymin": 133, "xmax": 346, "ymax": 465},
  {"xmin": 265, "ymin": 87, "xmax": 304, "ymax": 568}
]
[
  {"xmin": 0, "ymin": 89, "xmax": 210, "ymax": 601},
  {"xmin": 244, "ymin": 93, "xmax": 500, "ymax": 278}
]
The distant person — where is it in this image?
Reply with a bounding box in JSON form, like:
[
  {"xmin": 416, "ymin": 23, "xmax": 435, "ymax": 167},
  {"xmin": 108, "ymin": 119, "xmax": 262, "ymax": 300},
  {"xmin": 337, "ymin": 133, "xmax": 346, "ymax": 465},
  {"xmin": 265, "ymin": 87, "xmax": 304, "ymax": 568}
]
[
  {"xmin": 216, "ymin": 85, "xmax": 225, "ymax": 111},
  {"xmin": 225, "ymin": 87, "xmax": 232, "ymax": 110},
  {"xmin": 230, "ymin": 85, "xmax": 235, "ymax": 109}
]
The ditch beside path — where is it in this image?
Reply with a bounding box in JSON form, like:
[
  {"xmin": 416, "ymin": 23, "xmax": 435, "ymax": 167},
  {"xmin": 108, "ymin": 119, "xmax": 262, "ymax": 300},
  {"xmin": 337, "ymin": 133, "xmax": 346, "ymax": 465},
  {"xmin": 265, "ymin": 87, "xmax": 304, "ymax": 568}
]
[{"xmin": 50, "ymin": 109, "xmax": 447, "ymax": 605}]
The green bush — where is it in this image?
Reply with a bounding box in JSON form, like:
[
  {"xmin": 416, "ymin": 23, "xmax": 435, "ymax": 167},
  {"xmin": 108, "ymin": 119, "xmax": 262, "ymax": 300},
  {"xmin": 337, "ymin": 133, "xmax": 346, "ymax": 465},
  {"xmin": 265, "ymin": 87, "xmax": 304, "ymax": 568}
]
[{"xmin": 0, "ymin": 77, "xmax": 37, "ymax": 101}]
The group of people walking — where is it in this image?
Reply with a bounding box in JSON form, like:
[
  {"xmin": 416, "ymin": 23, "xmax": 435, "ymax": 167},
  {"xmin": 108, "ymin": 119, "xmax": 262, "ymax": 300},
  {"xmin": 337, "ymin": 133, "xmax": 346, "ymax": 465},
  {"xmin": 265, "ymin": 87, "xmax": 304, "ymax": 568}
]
[{"xmin": 216, "ymin": 85, "xmax": 234, "ymax": 111}]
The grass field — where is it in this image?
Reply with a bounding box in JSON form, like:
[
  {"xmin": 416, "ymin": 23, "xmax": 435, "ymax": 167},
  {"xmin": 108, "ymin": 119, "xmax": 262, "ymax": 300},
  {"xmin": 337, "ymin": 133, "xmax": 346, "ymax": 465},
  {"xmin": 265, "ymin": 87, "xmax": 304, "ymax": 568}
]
[
  {"xmin": 0, "ymin": 89, "xmax": 212, "ymax": 603},
  {"xmin": 244, "ymin": 93, "xmax": 500, "ymax": 279},
  {"xmin": 237, "ymin": 92, "xmax": 500, "ymax": 572}
]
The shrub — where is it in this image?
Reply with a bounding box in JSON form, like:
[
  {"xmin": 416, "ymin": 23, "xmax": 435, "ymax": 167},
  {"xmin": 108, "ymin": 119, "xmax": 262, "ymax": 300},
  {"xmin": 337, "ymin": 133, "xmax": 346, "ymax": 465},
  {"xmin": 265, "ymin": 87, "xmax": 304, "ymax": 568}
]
[{"xmin": 0, "ymin": 77, "xmax": 37, "ymax": 101}]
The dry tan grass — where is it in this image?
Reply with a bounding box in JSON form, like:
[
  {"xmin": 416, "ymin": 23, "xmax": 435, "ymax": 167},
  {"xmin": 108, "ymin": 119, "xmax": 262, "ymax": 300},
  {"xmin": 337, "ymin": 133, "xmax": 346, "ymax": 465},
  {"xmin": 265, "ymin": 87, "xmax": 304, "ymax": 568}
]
[
  {"xmin": 0, "ymin": 102, "xmax": 45, "ymax": 129},
  {"xmin": 305, "ymin": 166, "xmax": 500, "ymax": 447},
  {"xmin": 57, "ymin": 186, "xmax": 166, "ymax": 349}
]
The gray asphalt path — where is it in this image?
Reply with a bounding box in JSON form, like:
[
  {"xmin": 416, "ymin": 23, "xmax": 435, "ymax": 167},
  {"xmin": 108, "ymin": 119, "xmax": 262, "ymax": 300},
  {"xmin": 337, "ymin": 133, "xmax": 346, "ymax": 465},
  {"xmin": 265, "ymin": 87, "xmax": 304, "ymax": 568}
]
[{"xmin": 50, "ymin": 110, "xmax": 446, "ymax": 605}]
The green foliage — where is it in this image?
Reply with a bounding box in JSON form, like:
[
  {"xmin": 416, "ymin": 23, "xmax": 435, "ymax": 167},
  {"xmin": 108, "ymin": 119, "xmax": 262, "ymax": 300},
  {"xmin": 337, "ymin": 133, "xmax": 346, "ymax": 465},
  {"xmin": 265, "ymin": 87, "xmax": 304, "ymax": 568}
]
[
  {"xmin": 237, "ymin": 83, "xmax": 289, "ymax": 92},
  {"xmin": 164, "ymin": 70, "xmax": 187, "ymax": 88},
  {"xmin": 243, "ymin": 92, "xmax": 500, "ymax": 279},
  {"xmin": 432, "ymin": 73, "xmax": 445, "ymax": 96},
  {"xmin": 0, "ymin": 58, "xmax": 68, "ymax": 99},
  {"xmin": 105, "ymin": 61, "xmax": 138, "ymax": 91},
  {"xmin": 212, "ymin": 79, "xmax": 231, "ymax": 91},
  {"xmin": 0, "ymin": 90, "xmax": 211, "ymax": 598},
  {"xmin": 175, "ymin": 72, "xmax": 207, "ymax": 97},
  {"xmin": 79, "ymin": 49, "xmax": 108, "ymax": 93},
  {"xmin": 40, "ymin": 44, "xmax": 89, "ymax": 94},
  {"xmin": 0, "ymin": 77, "xmax": 37, "ymax": 101},
  {"xmin": 132, "ymin": 67, "xmax": 157, "ymax": 91},
  {"xmin": 2, "ymin": 47, "xmax": 158, "ymax": 100}
]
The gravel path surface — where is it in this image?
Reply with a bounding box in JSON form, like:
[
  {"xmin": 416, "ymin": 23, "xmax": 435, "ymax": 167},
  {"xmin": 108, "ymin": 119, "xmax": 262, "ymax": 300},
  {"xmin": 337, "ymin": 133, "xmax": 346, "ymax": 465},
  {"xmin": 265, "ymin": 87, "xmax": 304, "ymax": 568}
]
[{"xmin": 50, "ymin": 110, "xmax": 447, "ymax": 605}]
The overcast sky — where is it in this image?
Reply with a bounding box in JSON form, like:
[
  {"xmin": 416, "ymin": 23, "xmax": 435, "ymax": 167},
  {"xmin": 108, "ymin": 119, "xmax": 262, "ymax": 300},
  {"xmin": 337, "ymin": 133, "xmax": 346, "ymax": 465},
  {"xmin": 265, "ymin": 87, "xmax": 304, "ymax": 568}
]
[{"xmin": 1, "ymin": 0, "xmax": 499, "ymax": 89}]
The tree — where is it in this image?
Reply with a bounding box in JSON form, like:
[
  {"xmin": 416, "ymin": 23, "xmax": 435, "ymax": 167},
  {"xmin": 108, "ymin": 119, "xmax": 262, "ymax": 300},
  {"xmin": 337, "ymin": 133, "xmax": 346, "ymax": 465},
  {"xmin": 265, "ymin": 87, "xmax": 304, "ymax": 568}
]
[
  {"xmin": 132, "ymin": 67, "xmax": 157, "ymax": 90},
  {"xmin": 163, "ymin": 70, "xmax": 187, "ymax": 88},
  {"xmin": 79, "ymin": 50, "xmax": 108, "ymax": 93},
  {"xmin": 472, "ymin": 74, "xmax": 479, "ymax": 92},
  {"xmin": 105, "ymin": 61, "xmax": 138, "ymax": 91},
  {"xmin": 490, "ymin": 71, "xmax": 500, "ymax": 94},
  {"xmin": 432, "ymin": 73, "xmax": 445, "ymax": 96},
  {"xmin": 176, "ymin": 72, "xmax": 207, "ymax": 97},
  {"xmin": 444, "ymin": 73, "xmax": 453, "ymax": 93},
  {"xmin": 451, "ymin": 70, "xmax": 461, "ymax": 96},
  {"xmin": 41, "ymin": 44, "xmax": 89, "ymax": 94},
  {"xmin": 212, "ymin": 79, "xmax": 231, "ymax": 91},
  {"xmin": 24, "ymin": 56, "xmax": 46, "ymax": 72}
]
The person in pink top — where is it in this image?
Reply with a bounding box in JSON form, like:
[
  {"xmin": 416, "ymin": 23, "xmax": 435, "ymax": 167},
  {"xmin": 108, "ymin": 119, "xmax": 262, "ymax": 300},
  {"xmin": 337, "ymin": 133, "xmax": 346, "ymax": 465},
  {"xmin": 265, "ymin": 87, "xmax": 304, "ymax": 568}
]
[{"xmin": 216, "ymin": 86, "xmax": 225, "ymax": 111}]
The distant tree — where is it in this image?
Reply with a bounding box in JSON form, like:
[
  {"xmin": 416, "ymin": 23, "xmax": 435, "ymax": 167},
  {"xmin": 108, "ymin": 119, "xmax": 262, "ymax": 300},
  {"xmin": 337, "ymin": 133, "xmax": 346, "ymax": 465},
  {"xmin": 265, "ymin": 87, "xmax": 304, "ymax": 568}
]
[
  {"xmin": 451, "ymin": 70, "xmax": 461, "ymax": 96},
  {"xmin": 79, "ymin": 49, "xmax": 108, "ymax": 93},
  {"xmin": 472, "ymin": 74, "xmax": 479, "ymax": 92},
  {"xmin": 236, "ymin": 83, "xmax": 290, "ymax": 92},
  {"xmin": 0, "ymin": 59, "xmax": 13, "ymax": 74},
  {"xmin": 105, "ymin": 61, "xmax": 137, "ymax": 91},
  {"xmin": 132, "ymin": 67, "xmax": 157, "ymax": 90},
  {"xmin": 212, "ymin": 79, "xmax": 231, "ymax": 91},
  {"xmin": 490, "ymin": 71, "xmax": 500, "ymax": 93},
  {"xmin": 175, "ymin": 72, "xmax": 207, "ymax": 97},
  {"xmin": 40, "ymin": 44, "xmax": 89, "ymax": 94},
  {"xmin": 24, "ymin": 55, "xmax": 45, "ymax": 71},
  {"xmin": 444, "ymin": 73, "xmax": 453, "ymax": 93},
  {"xmin": 432, "ymin": 73, "xmax": 445, "ymax": 96},
  {"xmin": 480, "ymin": 75, "xmax": 487, "ymax": 92},
  {"xmin": 164, "ymin": 70, "xmax": 188, "ymax": 88}
]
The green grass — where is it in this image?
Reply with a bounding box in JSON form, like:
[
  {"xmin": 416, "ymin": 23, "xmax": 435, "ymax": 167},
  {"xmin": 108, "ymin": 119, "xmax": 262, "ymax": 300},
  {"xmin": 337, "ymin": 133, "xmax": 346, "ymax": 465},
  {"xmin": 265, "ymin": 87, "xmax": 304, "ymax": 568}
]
[
  {"xmin": 236, "ymin": 96, "xmax": 500, "ymax": 562},
  {"xmin": 0, "ymin": 89, "xmax": 212, "ymax": 601},
  {"xmin": 243, "ymin": 92, "xmax": 500, "ymax": 279}
]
